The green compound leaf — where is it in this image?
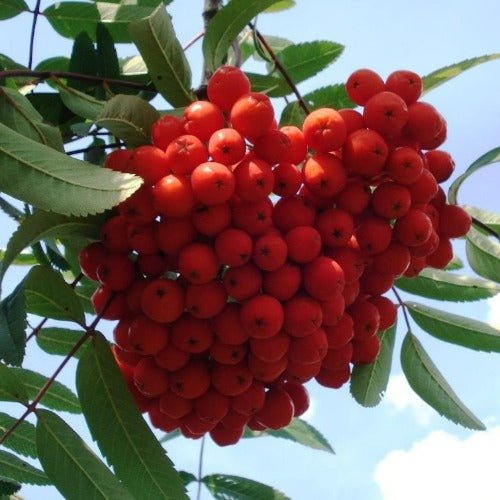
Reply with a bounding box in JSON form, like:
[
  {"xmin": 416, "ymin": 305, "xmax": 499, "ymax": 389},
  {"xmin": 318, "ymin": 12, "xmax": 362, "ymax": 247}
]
[
  {"xmin": 0, "ymin": 210, "xmax": 101, "ymax": 287},
  {"xmin": 36, "ymin": 409, "xmax": 134, "ymax": 500},
  {"xmin": 202, "ymin": 474, "xmax": 290, "ymax": 500},
  {"xmin": 95, "ymin": 94, "xmax": 160, "ymax": 148},
  {"xmin": 0, "ymin": 450, "xmax": 50, "ymax": 486},
  {"xmin": 36, "ymin": 328, "xmax": 87, "ymax": 359},
  {"xmin": 448, "ymin": 146, "xmax": 500, "ymax": 205},
  {"xmin": 465, "ymin": 205, "xmax": 500, "ymax": 236},
  {"xmin": 0, "ymin": 412, "xmax": 37, "ymax": 458},
  {"xmin": 0, "ymin": 283, "xmax": 26, "ymax": 366},
  {"xmin": 350, "ymin": 323, "xmax": 397, "ymax": 407},
  {"xmin": 243, "ymin": 418, "xmax": 333, "ymax": 453},
  {"xmin": 129, "ymin": 5, "xmax": 194, "ymax": 108},
  {"xmin": 202, "ymin": 0, "xmax": 284, "ymax": 74},
  {"xmin": 406, "ymin": 301, "xmax": 500, "ymax": 353},
  {"xmin": 280, "ymin": 84, "xmax": 354, "ymax": 127},
  {"xmin": 422, "ymin": 54, "xmax": 500, "ymax": 94},
  {"xmin": 43, "ymin": 2, "xmax": 157, "ymax": 43},
  {"xmin": 23, "ymin": 266, "xmax": 85, "ymax": 324},
  {"xmin": 0, "ymin": 0, "xmax": 28, "ymax": 20},
  {"xmin": 400, "ymin": 332, "xmax": 485, "ymax": 430},
  {"xmin": 466, "ymin": 227, "xmax": 500, "ymax": 284},
  {"xmin": 76, "ymin": 333, "xmax": 187, "ymax": 500},
  {"xmin": 0, "ymin": 86, "xmax": 64, "ymax": 151},
  {"xmin": 11, "ymin": 368, "xmax": 81, "ymax": 414},
  {"xmin": 0, "ymin": 364, "xmax": 28, "ymax": 404},
  {"xmin": 395, "ymin": 268, "xmax": 500, "ymax": 302}
]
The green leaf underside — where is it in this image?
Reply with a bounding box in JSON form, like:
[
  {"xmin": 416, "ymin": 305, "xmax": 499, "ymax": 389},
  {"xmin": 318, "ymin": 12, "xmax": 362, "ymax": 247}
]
[
  {"xmin": 239, "ymin": 34, "xmax": 292, "ymax": 65},
  {"xmin": 0, "ymin": 450, "xmax": 50, "ymax": 486},
  {"xmin": 400, "ymin": 332, "xmax": 485, "ymax": 430},
  {"xmin": 202, "ymin": 0, "xmax": 284, "ymax": 73},
  {"xmin": 0, "ymin": 210, "xmax": 101, "ymax": 287},
  {"xmin": 466, "ymin": 227, "xmax": 500, "ymax": 283},
  {"xmin": 202, "ymin": 474, "xmax": 290, "ymax": 500},
  {"xmin": 422, "ymin": 54, "xmax": 500, "ymax": 94},
  {"xmin": 0, "ymin": 87, "xmax": 64, "ymax": 151},
  {"xmin": 244, "ymin": 418, "xmax": 333, "ymax": 453},
  {"xmin": 43, "ymin": 2, "xmax": 157, "ymax": 43},
  {"xmin": 36, "ymin": 328, "xmax": 86, "ymax": 359},
  {"xmin": 0, "ymin": 283, "xmax": 26, "ymax": 366},
  {"xmin": 448, "ymin": 147, "xmax": 500, "ymax": 205},
  {"xmin": 95, "ymin": 94, "xmax": 160, "ymax": 147},
  {"xmin": 56, "ymin": 83, "xmax": 105, "ymax": 121},
  {"xmin": 395, "ymin": 268, "xmax": 500, "ymax": 302},
  {"xmin": 406, "ymin": 301, "xmax": 500, "ymax": 352},
  {"xmin": 445, "ymin": 255, "xmax": 464, "ymax": 271},
  {"xmin": 263, "ymin": 0, "xmax": 295, "ymax": 13},
  {"xmin": 0, "ymin": 364, "xmax": 28, "ymax": 404},
  {"xmin": 76, "ymin": 333, "xmax": 187, "ymax": 500},
  {"xmin": 0, "ymin": 0, "xmax": 28, "ymax": 20},
  {"xmin": 36, "ymin": 410, "xmax": 134, "ymax": 500},
  {"xmin": 128, "ymin": 5, "xmax": 194, "ymax": 107},
  {"xmin": 465, "ymin": 205, "xmax": 500, "ymax": 235},
  {"xmin": 0, "ymin": 412, "xmax": 36, "ymax": 458},
  {"xmin": 10, "ymin": 368, "xmax": 81, "ymax": 414},
  {"xmin": 350, "ymin": 323, "xmax": 397, "ymax": 407},
  {"xmin": 0, "ymin": 123, "xmax": 142, "ymax": 216}
]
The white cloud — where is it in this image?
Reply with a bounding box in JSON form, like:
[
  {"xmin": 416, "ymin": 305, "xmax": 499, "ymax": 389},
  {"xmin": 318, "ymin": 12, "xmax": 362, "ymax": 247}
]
[
  {"xmin": 374, "ymin": 426, "xmax": 500, "ymax": 500},
  {"xmin": 384, "ymin": 374, "xmax": 434, "ymax": 426},
  {"xmin": 487, "ymin": 294, "xmax": 500, "ymax": 330}
]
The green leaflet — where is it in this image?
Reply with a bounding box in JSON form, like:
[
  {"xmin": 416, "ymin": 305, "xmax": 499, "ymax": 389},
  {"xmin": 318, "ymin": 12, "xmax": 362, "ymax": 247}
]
[
  {"xmin": 350, "ymin": 323, "xmax": 397, "ymax": 407},
  {"xmin": 466, "ymin": 227, "xmax": 500, "ymax": 283},
  {"xmin": 0, "ymin": 412, "xmax": 37, "ymax": 458},
  {"xmin": 0, "ymin": 364, "xmax": 29, "ymax": 404},
  {"xmin": 0, "ymin": 0, "xmax": 28, "ymax": 20},
  {"xmin": 36, "ymin": 327, "xmax": 87, "ymax": 359},
  {"xmin": 400, "ymin": 332, "xmax": 485, "ymax": 430},
  {"xmin": 202, "ymin": 474, "xmax": 290, "ymax": 500},
  {"xmin": 0, "ymin": 450, "xmax": 50, "ymax": 486},
  {"xmin": 0, "ymin": 283, "xmax": 26, "ymax": 366}
]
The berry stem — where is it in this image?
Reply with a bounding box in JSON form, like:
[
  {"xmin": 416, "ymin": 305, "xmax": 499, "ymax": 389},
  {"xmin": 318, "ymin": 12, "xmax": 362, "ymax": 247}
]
[
  {"xmin": 196, "ymin": 435, "xmax": 206, "ymax": 500},
  {"xmin": 391, "ymin": 286, "xmax": 413, "ymax": 333},
  {"xmin": 27, "ymin": 0, "xmax": 42, "ymax": 69}
]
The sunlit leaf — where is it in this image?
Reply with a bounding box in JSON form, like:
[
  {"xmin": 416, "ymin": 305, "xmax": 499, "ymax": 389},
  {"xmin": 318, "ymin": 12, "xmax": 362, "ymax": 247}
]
[
  {"xmin": 203, "ymin": 474, "xmax": 289, "ymax": 500},
  {"xmin": 401, "ymin": 332, "xmax": 485, "ymax": 430},
  {"xmin": 466, "ymin": 227, "xmax": 500, "ymax": 283},
  {"xmin": 0, "ymin": 412, "xmax": 36, "ymax": 458},
  {"xmin": 465, "ymin": 205, "xmax": 500, "ymax": 236},
  {"xmin": 263, "ymin": 0, "xmax": 295, "ymax": 13}
]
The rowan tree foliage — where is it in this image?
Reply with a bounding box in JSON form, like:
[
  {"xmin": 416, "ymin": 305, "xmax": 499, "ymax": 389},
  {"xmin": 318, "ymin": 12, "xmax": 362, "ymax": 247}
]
[{"xmin": 0, "ymin": 0, "xmax": 499, "ymax": 499}]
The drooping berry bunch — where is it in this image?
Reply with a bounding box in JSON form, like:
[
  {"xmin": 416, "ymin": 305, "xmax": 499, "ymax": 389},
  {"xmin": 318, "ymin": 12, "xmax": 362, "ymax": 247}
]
[{"xmin": 78, "ymin": 65, "xmax": 471, "ymax": 446}]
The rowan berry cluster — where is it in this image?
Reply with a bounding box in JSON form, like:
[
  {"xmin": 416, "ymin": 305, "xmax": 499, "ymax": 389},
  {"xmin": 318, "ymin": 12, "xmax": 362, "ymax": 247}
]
[{"xmin": 78, "ymin": 65, "xmax": 471, "ymax": 446}]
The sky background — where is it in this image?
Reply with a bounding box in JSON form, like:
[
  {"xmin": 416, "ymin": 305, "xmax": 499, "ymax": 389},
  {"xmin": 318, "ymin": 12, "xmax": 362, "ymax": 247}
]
[{"xmin": 1, "ymin": 0, "xmax": 500, "ymax": 499}]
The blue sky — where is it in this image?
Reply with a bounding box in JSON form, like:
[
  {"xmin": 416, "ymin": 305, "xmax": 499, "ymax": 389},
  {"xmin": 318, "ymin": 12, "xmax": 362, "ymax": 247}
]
[{"xmin": 1, "ymin": 0, "xmax": 500, "ymax": 499}]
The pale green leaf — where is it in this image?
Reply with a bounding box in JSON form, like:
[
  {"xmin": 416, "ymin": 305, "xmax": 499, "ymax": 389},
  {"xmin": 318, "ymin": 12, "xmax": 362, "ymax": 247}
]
[
  {"xmin": 0, "ymin": 283, "xmax": 26, "ymax": 366},
  {"xmin": 0, "ymin": 450, "xmax": 50, "ymax": 486},
  {"xmin": 350, "ymin": 323, "xmax": 397, "ymax": 407},
  {"xmin": 263, "ymin": 0, "xmax": 295, "ymax": 13},
  {"xmin": 0, "ymin": 123, "xmax": 142, "ymax": 216},
  {"xmin": 0, "ymin": 412, "xmax": 36, "ymax": 458},
  {"xmin": 395, "ymin": 268, "xmax": 500, "ymax": 302},
  {"xmin": 401, "ymin": 332, "xmax": 485, "ymax": 430},
  {"xmin": 465, "ymin": 205, "xmax": 500, "ymax": 235},
  {"xmin": 445, "ymin": 255, "xmax": 464, "ymax": 271},
  {"xmin": 466, "ymin": 227, "xmax": 500, "ymax": 283},
  {"xmin": 36, "ymin": 327, "xmax": 87, "ymax": 359},
  {"xmin": 56, "ymin": 83, "xmax": 105, "ymax": 121},
  {"xmin": 36, "ymin": 410, "xmax": 134, "ymax": 500},
  {"xmin": 0, "ymin": 250, "xmax": 37, "ymax": 267},
  {"xmin": 76, "ymin": 333, "xmax": 187, "ymax": 499},
  {"xmin": 95, "ymin": 94, "xmax": 160, "ymax": 147},
  {"xmin": 202, "ymin": 0, "xmax": 284, "ymax": 73},
  {"xmin": 202, "ymin": 474, "xmax": 289, "ymax": 500},
  {"xmin": 406, "ymin": 301, "xmax": 500, "ymax": 352},
  {"xmin": 128, "ymin": 5, "xmax": 194, "ymax": 107},
  {"xmin": 0, "ymin": 364, "xmax": 29, "ymax": 404}
]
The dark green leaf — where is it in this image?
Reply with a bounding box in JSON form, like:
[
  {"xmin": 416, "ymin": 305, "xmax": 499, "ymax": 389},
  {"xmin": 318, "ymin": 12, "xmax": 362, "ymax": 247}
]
[
  {"xmin": 0, "ymin": 0, "xmax": 28, "ymax": 20},
  {"xmin": 422, "ymin": 54, "xmax": 500, "ymax": 94},
  {"xmin": 95, "ymin": 94, "xmax": 160, "ymax": 147},
  {"xmin": 44, "ymin": 240, "xmax": 72, "ymax": 272},
  {"xmin": 0, "ymin": 283, "xmax": 26, "ymax": 366},
  {"xmin": 96, "ymin": 23, "xmax": 121, "ymax": 97},
  {"xmin": 74, "ymin": 279, "xmax": 99, "ymax": 314},
  {"xmin": 202, "ymin": 0, "xmax": 284, "ymax": 73},
  {"xmin": 76, "ymin": 333, "xmax": 187, "ymax": 499},
  {"xmin": 34, "ymin": 56, "xmax": 70, "ymax": 76},
  {"xmin": 0, "ymin": 210, "xmax": 101, "ymax": 287},
  {"xmin": 0, "ymin": 197, "xmax": 23, "ymax": 222},
  {"xmin": 0, "ymin": 86, "xmax": 64, "ymax": 151},
  {"xmin": 43, "ymin": 2, "xmax": 157, "ymax": 43},
  {"xmin": 84, "ymin": 138, "xmax": 107, "ymax": 166},
  {"xmin": 400, "ymin": 332, "xmax": 485, "ymax": 430},
  {"xmin": 0, "ymin": 412, "xmax": 36, "ymax": 458},
  {"xmin": 245, "ymin": 73, "xmax": 288, "ymax": 95},
  {"xmin": 128, "ymin": 5, "xmax": 194, "ymax": 107},
  {"xmin": 202, "ymin": 474, "xmax": 289, "ymax": 500},
  {"xmin": 466, "ymin": 227, "xmax": 500, "ymax": 283},
  {"xmin": 178, "ymin": 471, "xmax": 196, "ymax": 488},
  {"xmin": 350, "ymin": 323, "xmax": 397, "ymax": 407},
  {"xmin": 465, "ymin": 205, "xmax": 500, "ymax": 235},
  {"xmin": 25, "ymin": 93, "xmax": 76, "ymax": 135},
  {"xmin": 0, "ymin": 450, "xmax": 50, "ymax": 485},
  {"xmin": 0, "ymin": 123, "xmax": 142, "ymax": 216},
  {"xmin": 244, "ymin": 418, "xmax": 333, "ymax": 453},
  {"xmin": 11, "ymin": 368, "xmax": 81, "ymax": 414},
  {"xmin": 36, "ymin": 327, "xmax": 87, "ymax": 359},
  {"xmin": 68, "ymin": 32, "xmax": 97, "ymax": 93},
  {"xmin": 36, "ymin": 409, "xmax": 134, "ymax": 500},
  {"xmin": 406, "ymin": 301, "xmax": 500, "ymax": 352},
  {"xmin": 23, "ymin": 266, "xmax": 85, "ymax": 324},
  {"xmin": 395, "ymin": 268, "xmax": 500, "ymax": 302},
  {"xmin": 0, "ymin": 364, "xmax": 28, "ymax": 404},
  {"xmin": 448, "ymin": 147, "xmax": 500, "ymax": 205},
  {"xmin": 0, "ymin": 476, "xmax": 21, "ymax": 496},
  {"xmin": 56, "ymin": 81, "xmax": 105, "ymax": 121}
]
